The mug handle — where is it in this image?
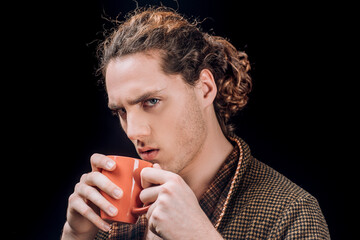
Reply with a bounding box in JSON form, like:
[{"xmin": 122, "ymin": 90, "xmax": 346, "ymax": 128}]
[{"xmin": 131, "ymin": 205, "xmax": 150, "ymax": 216}]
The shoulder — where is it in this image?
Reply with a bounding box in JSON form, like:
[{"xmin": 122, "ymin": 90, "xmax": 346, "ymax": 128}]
[
  {"xmin": 220, "ymin": 157, "xmax": 330, "ymax": 239},
  {"xmin": 241, "ymin": 158, "xmax": 327, "ymax": 222},
  {"xmin": 231, "ymin": 135, "xmax": 311, "ymax": 204},
  {"xmin": 249, "ymin": 159, "xmax": 330, "ymax": 238},
  {"xmin": 245, "ymin": 158, "xmax": 312, "ymax": 205}
]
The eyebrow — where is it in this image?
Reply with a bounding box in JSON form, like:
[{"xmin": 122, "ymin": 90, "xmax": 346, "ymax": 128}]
[{"xmin": 108, "ymin": 88, "xmax": 166, "ymax": 110}]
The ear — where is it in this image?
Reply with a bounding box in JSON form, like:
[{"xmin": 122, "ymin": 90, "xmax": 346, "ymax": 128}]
[{"xmin": 194, "ymin": 69, "xmax": 217, "ymax": 108}]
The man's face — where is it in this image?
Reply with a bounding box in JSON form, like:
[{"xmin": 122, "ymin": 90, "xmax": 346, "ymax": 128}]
[{"xmin": 105, "ymin": 52, "xmax": 207, "ymax": 174}]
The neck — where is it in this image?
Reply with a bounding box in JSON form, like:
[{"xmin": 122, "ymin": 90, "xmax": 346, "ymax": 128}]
[{"xmin": 179, "ymin": 115, "xmax": 234, "ymax": 199}]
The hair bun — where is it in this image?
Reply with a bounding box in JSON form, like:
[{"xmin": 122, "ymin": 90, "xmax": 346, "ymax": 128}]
[{"xmin": 203, "ymin": 35, "xmax": 252, "ymax": 134}]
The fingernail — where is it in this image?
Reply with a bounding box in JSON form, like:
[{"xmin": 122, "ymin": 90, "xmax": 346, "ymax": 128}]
[
  {"xmin": 113, "ymin": 188, "xmax": 123, "ymax": 199},
  {"xmin": 106, "ymin": 160, "xmax": 115, "ymax": 170},
  {"xmin": 153, "ymin": 163, "xmax": 161, "ymax": 169},
  {"xmin": 108, "ymin": 206, "xmax": 118, "ymax": 216},
  {"xmin": 103, "ymin": 222, "xmax": 111, "ymax": 232}
]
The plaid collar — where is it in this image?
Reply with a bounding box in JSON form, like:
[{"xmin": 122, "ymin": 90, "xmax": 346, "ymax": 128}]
[{"xmin": 199, "ymin": 134, "xmax": 245, "ymax": 228}]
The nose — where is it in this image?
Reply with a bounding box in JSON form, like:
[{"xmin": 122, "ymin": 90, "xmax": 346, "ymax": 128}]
[{"xmin": 125, "ymin": 113, "xmax": 151, "ymax": 141}]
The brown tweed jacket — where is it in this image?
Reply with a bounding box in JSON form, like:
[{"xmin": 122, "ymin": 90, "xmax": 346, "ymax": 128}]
[{"xmin": 95, "ymin": 135, "xmax": 330, "ymax": 239}]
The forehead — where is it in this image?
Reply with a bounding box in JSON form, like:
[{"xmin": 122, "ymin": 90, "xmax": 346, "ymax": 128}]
[
  {"xmin": 105, "ymin": 52, "xmax": 186, "ymax": 106},
  {"xmin": 106, "ymin": 52, "xmax": 163, "ymax": 91}
]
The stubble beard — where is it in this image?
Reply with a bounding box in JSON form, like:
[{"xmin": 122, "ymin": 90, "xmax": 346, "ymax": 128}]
[{"xmin": 169, "ymin": 92, "xmax": 207, "ymax": 175}]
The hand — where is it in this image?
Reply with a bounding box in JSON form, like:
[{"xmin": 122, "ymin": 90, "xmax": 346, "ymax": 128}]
[
  {"xmin": 61, "ymin": 154, "xmax": 123, "ymax": 240},
  {"xmin": 139, "ymin": 164, "xmax": 223, "ymax": 240}
]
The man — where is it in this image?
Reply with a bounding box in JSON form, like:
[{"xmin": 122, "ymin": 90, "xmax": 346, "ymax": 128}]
[{"xmin": 61, "ymin": 7, "xmax": 330, "ymax": 239}]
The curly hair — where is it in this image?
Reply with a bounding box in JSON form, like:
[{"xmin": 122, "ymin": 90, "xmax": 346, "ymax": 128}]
[{"xmin": 97, "ymin": 7, "xmax": 252, "ymax": 136}]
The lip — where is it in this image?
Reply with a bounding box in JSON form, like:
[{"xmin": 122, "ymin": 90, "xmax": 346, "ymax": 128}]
[{"xmin": 138, "ymin": 147, "xmax": 159, "ymax": 161}]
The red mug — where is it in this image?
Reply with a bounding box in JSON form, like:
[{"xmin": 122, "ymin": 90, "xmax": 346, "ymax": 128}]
[{"xmin": 100, "ymin": 156, "xmax": 153, "ymax": 224}]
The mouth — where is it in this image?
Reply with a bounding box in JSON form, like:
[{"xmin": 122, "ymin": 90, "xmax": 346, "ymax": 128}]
[{"xmin": 138, "ymin": 147, "xmax": 159, "ymax": 161}]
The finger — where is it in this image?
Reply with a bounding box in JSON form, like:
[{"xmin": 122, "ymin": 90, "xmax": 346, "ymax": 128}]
[
  {"xmin": 83, "ymin": 172, "xmax": 123, "ymax": 199},
  {"xmin": 146, "ymin": 201, "xmax": 164, "ymax": 238},
  {"xmin": 139, "ymin": 185, "xmax": 161, "ymax": 205},
  {"xmin": 90, "ymin": 153, "xmax": 116, "ymax": 172},
  {"xmin": 146, "ymin": 199, "xmax": 157, "ymax": 221},
  {"xmin": 76, "ymin": 183, "xmax": 118, "ymax": 217},
  {"xmin": 140, "ymin": 164, "xmax": 162, "ymax": 188},
  {"xmin": 141, "ymin": 167, "xmax": 179, "ymax": 187},
  {"xmin": 71, "ymin": 195, "xmax": 111, "ymax": 232}
]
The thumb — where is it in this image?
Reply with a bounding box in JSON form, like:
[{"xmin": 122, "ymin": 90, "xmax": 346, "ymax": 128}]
[
  {"xmin": 153, "ymin": 163, "xmax": 162, "ymax": 169},
  {"xmin": 140, "ymin": 163, "xmax": 162, "ymax": 189}
]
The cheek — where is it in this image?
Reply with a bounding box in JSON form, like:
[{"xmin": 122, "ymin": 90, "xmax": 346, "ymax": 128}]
[
  {"xmin": 154, "ymin": 103, "xmax": 183, "ymax": 146},
  {"xmin": 147, "ymin": 101, "xmax": 186, "ymax": 167},
  {"xmin": 160, "ymin": 98, "xmax": 206, "ymax": 172},
  {"xmin": 176, "ymin": 103, "xmax": 206, "ymax": 152}
]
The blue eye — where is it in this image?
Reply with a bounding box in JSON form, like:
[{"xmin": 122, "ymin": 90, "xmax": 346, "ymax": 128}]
[{"xmin": 145, "ymin": 98, "xmax": 160, "ymax": 107}]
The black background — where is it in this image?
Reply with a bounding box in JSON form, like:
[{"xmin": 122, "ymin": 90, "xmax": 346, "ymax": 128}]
[{"xmin": 4, "ymin": 0, "xmax": 355, "ymax": 239}]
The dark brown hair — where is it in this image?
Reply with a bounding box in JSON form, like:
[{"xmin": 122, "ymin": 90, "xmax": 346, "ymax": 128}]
[{"xmin": 97, "ymin": 7, "xmax": 252, "ymax": 135}]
